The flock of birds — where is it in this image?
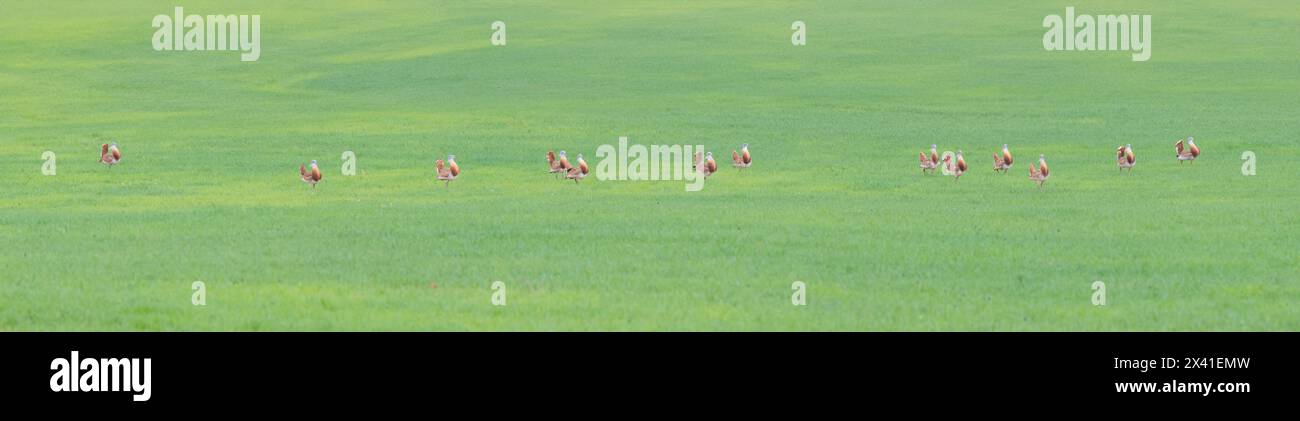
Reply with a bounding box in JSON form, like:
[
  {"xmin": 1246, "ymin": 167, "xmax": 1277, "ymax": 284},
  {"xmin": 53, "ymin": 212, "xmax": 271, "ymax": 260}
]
[
  {"xmin": 95, "ymin": 138, "xmax": 1201, "ymax": 190},
  {"xmin": 917, "ymin": 136, "xmax": 1200, "ymax": 188},
  {"xmin": 292, "ymin": 144, "xmax": 752, "ymax": 188},
  {"xmin": 540, "ymin": 143, "xmax": 753, "ymax": 184},
  {"xmin": 545, "ymin": 151, "xmax": 589, "ymax": 183}
]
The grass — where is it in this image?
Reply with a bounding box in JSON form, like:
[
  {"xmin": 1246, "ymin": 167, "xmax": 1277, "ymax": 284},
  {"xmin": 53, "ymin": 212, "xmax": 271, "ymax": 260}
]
[{"xmin": 1, "ymin": 0, "xmax": 1297, "ymax": 331}]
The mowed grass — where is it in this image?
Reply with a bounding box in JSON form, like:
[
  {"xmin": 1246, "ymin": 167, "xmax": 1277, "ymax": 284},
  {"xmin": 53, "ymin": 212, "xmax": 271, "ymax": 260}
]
[{"xmin": 1, "ymin": 0, "xmax": 1297, "ymax": 331}]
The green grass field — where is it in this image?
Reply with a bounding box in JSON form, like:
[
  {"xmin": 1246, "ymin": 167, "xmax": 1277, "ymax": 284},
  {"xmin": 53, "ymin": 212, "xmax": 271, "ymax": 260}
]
[{"xmin": 2, "ymin": 0, "xmax": 1297, "ymax": 331}]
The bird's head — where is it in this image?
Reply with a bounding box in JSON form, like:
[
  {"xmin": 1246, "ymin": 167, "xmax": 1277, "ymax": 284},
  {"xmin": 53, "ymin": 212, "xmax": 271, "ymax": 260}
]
[
  {"xmin": 310, "ymin": 159, "xmax": 317, "ymax": 165},
  {"xmin": 931, "ymin": 144, "xmax": 937, "ymax": 150},
  {"xmin": 706, "ymin": 152, "xmax": 713, "ymax": 158},
  {"xmin": 448, "ymin": 154, "xmax": 456, "ymax": 161},
  {"xmin": 576, "ymin": 153, "xmax": 584, "ymax": 161},
  {"xmin": 1039, "ymin": 154, "xmax": 1045, "ymax": 160},
  {"xmin": 741, "ymin": 143, "xmax": 749, "ymax": 149},
  {"xmin": 1187, "ymin": 137, "xmax": 1195, "ymax": 145},
  {"xmin": 1003, "ymin": 144, "xmax": 1008, "ymax": 149},
  {"xmin": 1126, "ymin": 144, "xmax": 1132, "ymax": 149},
  {"xmin": 559, "ymin": 151, "xmax": 567, "ymax": 157},
  {"xmin": 110, "ymin": 141, "xmax": 118, "ymax": 147}
]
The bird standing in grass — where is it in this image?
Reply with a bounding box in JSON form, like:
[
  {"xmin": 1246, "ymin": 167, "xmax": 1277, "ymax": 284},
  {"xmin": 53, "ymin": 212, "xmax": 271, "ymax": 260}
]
[
  {"xmin": 300, "ymin": 159, "xmax": 321, "ymax": 188},
  {"xmin": 436, "ymin": 154, "xmax": 459, "ymax": 187},
  {"xmin": 1116, "ymin": 144, "xmax": 1135, "ymax": 172},
  {"xmin": 99, "ymin": 142, "xmax": 121, "ymax": 168},
  {"xmin": 701, "ymin": 151, "xmax": 718, "ymax": 178},
  {"xmin": 566, "ymin": 153, "xmax": 588, "ymax": 184},
  {"xmin": 1028, "ymin": 154, "xmax": 1049, "ymax": 188},
  {"xmin": 1175, "ymin": 137, "xmax": 1199, "ymax": 164},
  {"xmin": 919, "ymin": 144, "xmax": 939, "ymax": 174},
  {"xmin": 944, "ymin": 150, "xmax": 967, "ymax": 181},
  {"xmin": 993, "ymin": 144, "xmax": 1013, "ymax": 173},
  {"xmin": 732, "ymin": 143, "xmax": 752, "ymax": 169}
]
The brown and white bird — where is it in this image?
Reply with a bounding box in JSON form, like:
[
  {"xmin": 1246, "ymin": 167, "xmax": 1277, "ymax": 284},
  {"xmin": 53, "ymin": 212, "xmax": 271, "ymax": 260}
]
[
  {"xmin": 547, "ymin": 150, "xmax": 566, "ymax": 177},
  {"xmin": 566, "ymin": 153, "xmax": 588, "ymax": 183},
  {"xmin": 700, "ymin": 151, "xmax": 718, "ymax": 178},
  {"xmin": 1175, "ymin": 137, "xmax": 1199, "ymax": 164},
  {"xmin": 1028, "ymin": 154, "xmax": 1049, "ymax": 188},
  {"xmin": 299, "ymin": 159, "xmax": 321, "ymax": 188},
  {"xmin": 99, "ymin": 141, "xmax": 121, "ymax": 168},
  {"xmin": 436, "ymin": 154, "xmax": 459, "ymax": 187},
  {"xmin": 944, "ymin": 150, "xmax": 967, "ymax": 181},
  {"xmin": 558, "ymin": 150, "xmax": 572, "ymax": 173},
  {"xmin": 993, "ymin": 144, "xmax": 1013, "ymax": 173},
  {"xmin": 919, "ymin": 144, "xmax": 939, "ymax": 174},
  {"xmin": 1116, "ymin": 144, "xmax": 1135, "ymax": 172},
  {"xmin": 732, "ymin": 143, "xmax": 752, "ymax": 169}
]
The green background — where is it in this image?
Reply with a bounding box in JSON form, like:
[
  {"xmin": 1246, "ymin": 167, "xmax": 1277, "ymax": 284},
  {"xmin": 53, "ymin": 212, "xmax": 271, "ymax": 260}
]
[{"xmin": 2, "ymin": 1, "xmax": 1297, "ymax": 330}]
